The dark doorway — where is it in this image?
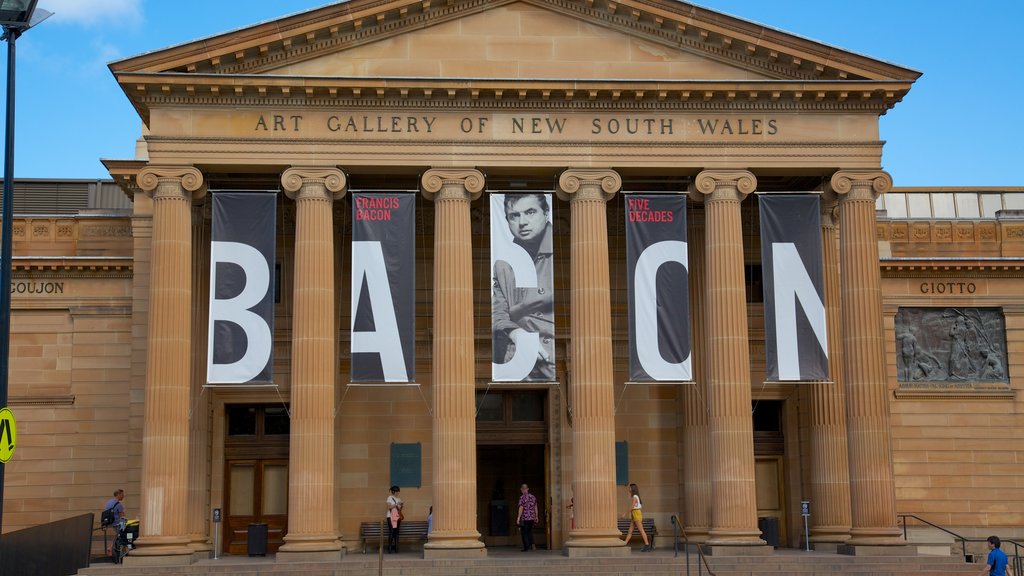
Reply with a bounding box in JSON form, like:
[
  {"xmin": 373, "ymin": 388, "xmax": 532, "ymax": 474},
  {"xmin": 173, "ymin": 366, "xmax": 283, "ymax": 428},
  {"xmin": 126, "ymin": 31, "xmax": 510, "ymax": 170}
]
[{"xmin": 476, "ymin": 389, "xmax": 549, "ymax": 548}]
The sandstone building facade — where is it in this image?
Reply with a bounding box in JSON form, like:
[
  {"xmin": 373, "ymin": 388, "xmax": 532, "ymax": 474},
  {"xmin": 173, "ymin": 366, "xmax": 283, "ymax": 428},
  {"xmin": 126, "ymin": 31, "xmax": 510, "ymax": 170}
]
[{"xmin": 1, "ymin": 0, "xmax": 1021, "ymax": 565}]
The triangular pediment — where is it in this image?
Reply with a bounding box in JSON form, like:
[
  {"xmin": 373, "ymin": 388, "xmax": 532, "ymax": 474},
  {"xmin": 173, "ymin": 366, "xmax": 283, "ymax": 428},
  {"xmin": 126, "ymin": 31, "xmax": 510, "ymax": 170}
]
[
  {"xmin": 265, "ymin": 2, "xmax": 774, "ymax": 81},
  {"xmin": 110, "ymin": 0, "xmax": 920, "ymax": 122}
]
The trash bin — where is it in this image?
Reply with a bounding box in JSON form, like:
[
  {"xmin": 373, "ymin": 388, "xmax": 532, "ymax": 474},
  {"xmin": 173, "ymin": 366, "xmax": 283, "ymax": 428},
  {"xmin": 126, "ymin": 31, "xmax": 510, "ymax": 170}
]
[
  {"xmin": 758, "ymin": 517, "xmax": 779, "ymax": 548},
  {"xmin": 247, "ymin": 523, "xmax": 268, "ymax": 556},
  {"xmin": 489, "ymin": 500, "xmax": 509, "ymax": 536}
]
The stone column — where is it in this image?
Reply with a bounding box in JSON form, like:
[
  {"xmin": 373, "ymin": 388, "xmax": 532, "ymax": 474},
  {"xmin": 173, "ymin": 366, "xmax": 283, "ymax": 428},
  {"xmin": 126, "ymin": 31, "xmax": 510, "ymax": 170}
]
[
  {"xmin": 557, "ymin": 169, "xmax": 627, "ymax": 556},
  {"xmin": 682, "ymin": 207, "xmax": 711, "ymax": 541},
  {"xmin": 278, "ymin": 167, "xmax": 347, "ymax": 561},
  {"xmin": 829, "ymin": 170, "xmax": 903, "ymax": 548},
  {"xmin": 188, "ymin": 202, "xmax": 212, "ymax": 557},
  {"xmin": 421, "ymin": 169, "xmax": 486, "ymax": 557},
  {"xmin": 807, "ymin": 196, "xmax": 852, "ymax": 549},
  {"xmin": 130, "ymin": 166, "xmax": 206, "ymax": 565},
  {"xmin": 688, "ymin": 170, "xmax": 763, "ymax": 548}
]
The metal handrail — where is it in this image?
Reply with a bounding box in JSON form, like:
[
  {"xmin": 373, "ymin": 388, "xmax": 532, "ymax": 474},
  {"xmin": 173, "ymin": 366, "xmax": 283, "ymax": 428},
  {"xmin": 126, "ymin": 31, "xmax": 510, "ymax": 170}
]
[
  {"xmin": 898, "ymin": 512, "xmax": 1023, "ymax": 571},
  {"xmin": 671, "ymin": 515, "xmax": 715, "ymax": 576}
]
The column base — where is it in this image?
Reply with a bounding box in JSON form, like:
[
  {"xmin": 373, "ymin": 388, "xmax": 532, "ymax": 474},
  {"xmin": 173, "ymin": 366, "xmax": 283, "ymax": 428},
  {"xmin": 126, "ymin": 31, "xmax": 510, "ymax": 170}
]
[
  {"xmin": 706, "ymin": 528, "xmax": 766, "ymax": 548},
  {"xmin": 424, "ymin": 529, "xmax": 485, "ymax": 553},
  {"xmin": 566, "ymin": 527, "xmax": 628, "ymax": 550},
  {"xmin": 838, "ymin": 542, "xmax": 911, "ymax": 556},
  {"xmin": 810, "ymin": 542, "xmax": 840, "ymax": 553},
  {"xmin": 703, "ymin": 544, "xmax": 773, "ymax": 556},
  {"xmin": 563, "ymin": 545, "xmax": 631, "ymax": 558},
  {"xmin": 123, "ymin": 549, "xmax": 194, "ymax": 567},
  {"xmin": 276, "ymin": 549, "xmax": 346, "ymax": 562},
  {"xmin": 422, "ymin": 547, "xmax": 488, "ymax": 559},
  {"xmin": 127, "ymin": 535, "xmax": 193, "ymax": 562},
  {"xmin": 277, "ymin": 532, "xmax": 343, "ymax": 558}
]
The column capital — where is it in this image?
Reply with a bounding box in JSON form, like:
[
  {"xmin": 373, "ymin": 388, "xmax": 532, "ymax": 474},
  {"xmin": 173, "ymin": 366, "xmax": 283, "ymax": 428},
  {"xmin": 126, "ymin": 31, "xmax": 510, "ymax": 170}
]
[
  {"xmin": 281, "ymin": 167, "xmax": 347, "ymax": 200},
  {"xmin": 826, "ymin": 170, "xmax": 892, "ymax": 201},
  {"xmin": 688, "ymin": 170, "xmax": 756, "ymax": 202},
  {"xmin": 555, "ymin": 168, "xmax": 620, "ymax": 202},
  {"xmin": 420, "ymin": 168, "xmax": 485, "ymax": 201},
  {"xmin": 820, "ymin": 195, "xmax": 840, "ymax": 230},
  {"xmin": 137, "ymin": 166, "xmax": 206, "ymax": 201}
]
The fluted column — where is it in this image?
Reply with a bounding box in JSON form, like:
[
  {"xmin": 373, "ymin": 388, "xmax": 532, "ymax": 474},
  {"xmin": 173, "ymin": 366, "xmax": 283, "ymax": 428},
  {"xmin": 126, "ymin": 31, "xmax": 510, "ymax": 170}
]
[
  {"xmin": 557, "ymin": 169, "xmax": 627, "ymax": 555},
  {"xmin": 689, "ymin": 170, "xmax": 762, "ymax": 546},
  {"xmin": 830, "ymin": 170, "xmax": 902, "ymax": 547},
  {"xmin": 278, "ymin": 167, "xmax": 347, "ymax": 561},
  {"xmin": 188, "ymin": 202, "xmax": 212, "ymax": 555},
  {"xmin": 421, "ymin": 169, "xmax": 486, "ymax": 557},
  {"xmin": 808, "ymin": 197, "xmax": 852, "ymax": 547},
  {"xmin": 130, "ymin": 166, "xmax": 206, "ymax": 564},
  {"xmin": 682, "ymin": 207, "xmax": 711, "ymax": 541}
]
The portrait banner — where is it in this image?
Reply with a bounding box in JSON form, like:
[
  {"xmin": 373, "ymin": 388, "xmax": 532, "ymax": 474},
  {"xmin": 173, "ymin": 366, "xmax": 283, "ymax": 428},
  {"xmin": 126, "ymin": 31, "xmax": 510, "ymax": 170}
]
[
  {"xmin": 207, "ymin": 191, "xmax": 277, "ymax": 385},
  {"xmin": 491, "ymin": 193, "xmax": 556, "ymax": 382},
  {"xmin": 351, "ymin": 192, "xmax": 416, "ymax": 382},
  {"xmin": 625, "ymin": 194, "xmax": 691, "ymax": 381},
  {"xmin": 759, "ymin": 194, "xmax": 828, "ymax": 381}
]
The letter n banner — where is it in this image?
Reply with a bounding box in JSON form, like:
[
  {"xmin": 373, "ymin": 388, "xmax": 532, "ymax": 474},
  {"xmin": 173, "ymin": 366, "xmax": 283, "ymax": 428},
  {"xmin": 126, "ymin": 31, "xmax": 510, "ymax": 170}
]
[
  {"xmin": 758, "ymin": 194, "xmax": 828, "ymax": 381},
  {"xmin": 625, "ymin": 194, "xmax": 691, "ymax": 381},
  {"xmin": 207, "ymin": 192, "xmax": 277, "ymax": 385},
  {"xmin": 351, "ymin": 192, "xmax": 415, "ymax": 382}
]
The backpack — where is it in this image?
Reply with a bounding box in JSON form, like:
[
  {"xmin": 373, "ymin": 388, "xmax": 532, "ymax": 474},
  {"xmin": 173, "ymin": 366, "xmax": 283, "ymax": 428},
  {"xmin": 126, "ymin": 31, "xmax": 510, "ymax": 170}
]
[{"xmin": 101, "ymin": 503, "xmax": 118, "ymax": 528}]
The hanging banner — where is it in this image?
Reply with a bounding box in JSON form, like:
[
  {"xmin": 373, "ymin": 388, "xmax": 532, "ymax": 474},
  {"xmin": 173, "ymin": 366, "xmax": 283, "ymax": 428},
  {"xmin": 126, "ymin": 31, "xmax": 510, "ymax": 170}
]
[
  {"xmin": 625, "ymin": 194, "xmax": 691, "ymax": 381},
  {"xmin": 351, "ymin": 192, "xmax": 416, "ymax": 382},
  {"xmin": 207, "ymin": 192, "xmax": 277, "ymax": 385},
  {"xmin": 491, "ymin": 193, "xmax": 555, "ymax": 382},
  {"xmin": 759, "ymin": 194, "xmax": 829, "ymax": 381}
]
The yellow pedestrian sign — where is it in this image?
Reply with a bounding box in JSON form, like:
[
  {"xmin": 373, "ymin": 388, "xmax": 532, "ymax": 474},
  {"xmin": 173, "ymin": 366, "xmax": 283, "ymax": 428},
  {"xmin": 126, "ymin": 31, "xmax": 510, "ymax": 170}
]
[{"xmin": 0, "ymin": 407, "xmax": 16, "ymax": 463}]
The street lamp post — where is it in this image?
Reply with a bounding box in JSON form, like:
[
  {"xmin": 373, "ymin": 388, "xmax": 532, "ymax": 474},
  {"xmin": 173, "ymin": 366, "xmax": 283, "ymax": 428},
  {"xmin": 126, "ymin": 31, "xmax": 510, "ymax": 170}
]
[{"xmin": 0, "ymin": 0, "xmax": 52, "ymax": 540}]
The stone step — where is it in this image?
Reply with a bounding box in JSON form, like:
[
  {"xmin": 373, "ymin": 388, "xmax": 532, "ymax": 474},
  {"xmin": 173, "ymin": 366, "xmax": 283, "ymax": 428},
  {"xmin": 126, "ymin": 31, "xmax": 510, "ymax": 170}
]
[{"xmin": 76, "ymin": 548, "xmax": 979, "ymax": 576}]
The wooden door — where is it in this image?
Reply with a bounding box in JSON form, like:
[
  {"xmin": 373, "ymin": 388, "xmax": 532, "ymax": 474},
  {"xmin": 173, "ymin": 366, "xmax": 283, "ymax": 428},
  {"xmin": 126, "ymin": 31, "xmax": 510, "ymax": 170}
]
[{"xmin": 224, "ymin": 459, "xmax": 289, "ymax": 555}]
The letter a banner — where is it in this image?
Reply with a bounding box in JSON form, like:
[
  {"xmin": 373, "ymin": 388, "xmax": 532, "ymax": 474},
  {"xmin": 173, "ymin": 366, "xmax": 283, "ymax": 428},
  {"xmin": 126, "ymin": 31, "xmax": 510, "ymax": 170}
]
[
  {"xmin": 759, "ymin": 194, "xmax": 829, "ymax": 382},
  {"xmin": 491, "ymin": 193, "xmax": 556, "ymax": 382},
  {"xmin": 351, "ymin": 192, "xmax": 415, "ymax": 382},
  {"xmin": 626, "ymin": 194, "xmax": 691, "ymax": 381},
  {"xmin": 208, "ymin": 192, "xmax": 277, "ymax": 385}
]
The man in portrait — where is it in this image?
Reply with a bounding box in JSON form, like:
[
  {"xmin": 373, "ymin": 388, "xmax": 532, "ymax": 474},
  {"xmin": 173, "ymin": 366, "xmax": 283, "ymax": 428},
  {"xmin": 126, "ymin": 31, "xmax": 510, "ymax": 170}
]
[{"xmin": 491, "ymin": 193, "xmax": 555, "ymax": 381}]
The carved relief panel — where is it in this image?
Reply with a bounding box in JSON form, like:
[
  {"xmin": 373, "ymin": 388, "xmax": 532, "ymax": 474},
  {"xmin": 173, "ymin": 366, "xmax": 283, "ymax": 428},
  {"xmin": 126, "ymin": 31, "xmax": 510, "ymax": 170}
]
[{"xmin": 895, "ymin": 307, "xmax": 1008, "ymax": 384}]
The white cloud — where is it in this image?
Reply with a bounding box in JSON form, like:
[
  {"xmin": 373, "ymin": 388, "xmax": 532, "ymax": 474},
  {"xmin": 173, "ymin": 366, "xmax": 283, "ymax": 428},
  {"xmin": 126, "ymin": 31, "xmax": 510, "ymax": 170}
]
[{"xmin": 41, "ymin": 0, "xmax": 143, "ymax": 27}]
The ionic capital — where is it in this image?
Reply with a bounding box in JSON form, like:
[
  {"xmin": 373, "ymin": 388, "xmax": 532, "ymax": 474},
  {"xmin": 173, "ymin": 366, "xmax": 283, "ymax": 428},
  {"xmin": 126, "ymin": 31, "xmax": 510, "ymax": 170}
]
[
  {"xmin": 137, "ymin": 166, "xmax": 206, "ymax": 202},
  {"xmin": 281, "ymin": 167, "xmax": 347, "ymax": 201},
  {"xmin": 687, "ymin": 170, "xmax": 756, "ymax": 202},
  {"xmin": 420, "ymin": 168, "xmax": 485, "ymax": 201},
  {"xmin": 555, "ymin": 168, "xmax": 620, "ymax": 202},
  {"xmin": 820, "ymin": 196, "xmax": 840, "ymax": 230},
  {"xmin": 827, "ymin": 170, "xmax": 892, "ymax": 202}
]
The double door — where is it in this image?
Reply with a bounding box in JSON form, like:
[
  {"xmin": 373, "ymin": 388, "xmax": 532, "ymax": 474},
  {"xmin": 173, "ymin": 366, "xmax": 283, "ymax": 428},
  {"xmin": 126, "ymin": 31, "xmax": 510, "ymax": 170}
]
[{"xmin": 223, "ymin": 404, "xmax": 290, "ymax": 555}]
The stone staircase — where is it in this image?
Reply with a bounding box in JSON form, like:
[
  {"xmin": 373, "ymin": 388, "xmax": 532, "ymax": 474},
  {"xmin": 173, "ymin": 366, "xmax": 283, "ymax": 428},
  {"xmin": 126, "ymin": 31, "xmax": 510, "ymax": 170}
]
[{"xmin": 75, "ymin": 546, "xmax": 981, "ymax": 576}]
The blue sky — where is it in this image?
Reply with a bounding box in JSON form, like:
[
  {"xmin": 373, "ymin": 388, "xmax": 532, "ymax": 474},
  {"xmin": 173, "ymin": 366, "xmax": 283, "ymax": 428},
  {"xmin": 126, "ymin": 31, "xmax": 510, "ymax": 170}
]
[{"xmin": 1, "ymin": 0, "xmax": 1020, "ymax": 186}]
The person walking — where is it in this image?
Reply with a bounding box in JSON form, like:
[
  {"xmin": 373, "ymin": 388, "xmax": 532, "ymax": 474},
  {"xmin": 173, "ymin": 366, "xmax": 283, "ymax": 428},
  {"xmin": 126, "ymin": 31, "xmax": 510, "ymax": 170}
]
[
  {"xmin": 516, "ymin": 483, "xmax": 538, "ymax": 551},
  {"xmin": 621, "ymin": 483, "xmax": 652, "ymax": 552},
  {"xmin": 980, "ymin": 535, "xmax": 1011, "ymax": 576}
]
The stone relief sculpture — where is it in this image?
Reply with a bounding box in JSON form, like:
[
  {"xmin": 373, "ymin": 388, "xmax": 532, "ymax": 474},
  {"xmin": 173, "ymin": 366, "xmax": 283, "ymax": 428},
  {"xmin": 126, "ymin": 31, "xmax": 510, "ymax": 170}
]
[{"xmin": 895, "ymin": 307, "xmax": 1008, "ymax": 383}]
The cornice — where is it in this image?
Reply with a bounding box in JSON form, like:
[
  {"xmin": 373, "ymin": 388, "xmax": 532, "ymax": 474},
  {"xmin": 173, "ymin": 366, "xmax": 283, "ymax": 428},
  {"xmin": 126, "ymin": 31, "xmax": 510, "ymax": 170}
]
[
  {"xmin": 117, "ymin": 73, "xmax": 911, "ymax": 120},
  {"xmin": 880, "ymin": 258, "xmax": 1024, "ymax": 276},
  {"xmin": 11, "ymin": 256, "xmax": 134, "ymax": 277}
]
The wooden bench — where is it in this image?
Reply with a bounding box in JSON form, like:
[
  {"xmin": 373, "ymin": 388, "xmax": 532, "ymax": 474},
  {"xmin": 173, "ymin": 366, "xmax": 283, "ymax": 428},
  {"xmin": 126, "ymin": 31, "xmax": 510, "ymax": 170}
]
[
  {"xmin": 617, "ymin": 518, "xmax": 658, "ymax": 541},
  {"xmin": 360, "ymin": 520, "xmax": 429, "ymax": 553}
]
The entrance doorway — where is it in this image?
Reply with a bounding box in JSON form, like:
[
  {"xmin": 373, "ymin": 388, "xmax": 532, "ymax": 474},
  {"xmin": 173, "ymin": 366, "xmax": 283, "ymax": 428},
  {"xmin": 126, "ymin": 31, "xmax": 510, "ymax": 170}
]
[
  {"xmin": 753, "ymin": 400, "xmax": 786, "ymax": 548},
  {"xmin": 476, "ymin": 389, "xmax": 549, "ymax": 548},
  {"xmin": 223, "ymin": 404, "xmax": 290, "ymax": 555}
]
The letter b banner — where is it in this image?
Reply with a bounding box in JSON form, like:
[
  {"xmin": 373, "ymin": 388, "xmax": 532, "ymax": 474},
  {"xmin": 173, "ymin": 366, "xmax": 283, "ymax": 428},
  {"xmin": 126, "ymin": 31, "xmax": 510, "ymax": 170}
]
[{"xmin": 207, "ymin": 192, "xmax": 277, "ymax": 385}]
